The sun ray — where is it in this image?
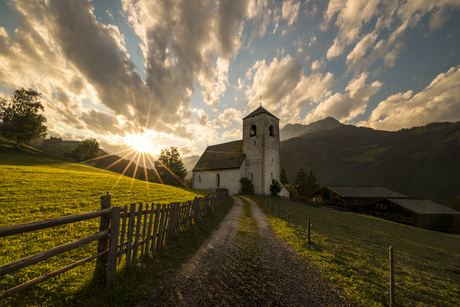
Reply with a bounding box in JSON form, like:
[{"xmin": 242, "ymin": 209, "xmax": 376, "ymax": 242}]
[
  {"xmin": 154, "ymin": 158, "xmax": 186, "ymax": 187},
  {"xmin": 129, "ymin": 150, "xmax": 142, "ymax": 192},
  {"xmin": 104, "ymin": 149, "xmax": 137, "ymax": 170},
  {"xmin": 110, "ymin": 151, "xmax": 141, "ymax": 193},
  {"xmin": 78, "ymin": 147, "xmax": 133, "ymax": 164},
  {"xmin": 142, "ymin": 152, "xmax": 150, "ymax": 197},
  {"xmin": 145, "ymin": 152, "xmax": 163, "ymax": 184}
]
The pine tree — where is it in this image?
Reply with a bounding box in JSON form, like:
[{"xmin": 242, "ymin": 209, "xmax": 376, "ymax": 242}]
[
  {"xmin": 306, "ymin": 170, "xmax": 320, "ymax": 195},
  {"xmin": 294, "ymin": 167, "xmax": 308, "ymax": 196},
  {"xmin": 280, "ymin": 168, "xmax": 289, "ymax": 185}
]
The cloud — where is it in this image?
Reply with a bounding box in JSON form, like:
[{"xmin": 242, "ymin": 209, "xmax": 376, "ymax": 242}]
[
  {"xmin": 322, "ymin": 0, "xmax": 460, "ymax": 72},
  {"xmin": 245, "ymin": 55, "xmax": 335, "ymax": 122},
  {"xmin": 221, "ymin": 128, "xmax": 241, "ymax": 140},
  {"xmin": 196, "ymin": 109, "xmax": 209, "ymax": 126},
  {"xmin": 281, "ymin": 0, "xmax": 301, "ymax": 26},
  {"xmin": 358, "ymin": 66, "xmax": 460, "ymax": 130},
  {"xmin": 303, "ymin": 72, "xmax": 382, "ymax": 124},
  {"xmin": 218, "ymin": 108, "xmax": 243, "ymax": 128},
  {"xmin": 245, "ymin": 55, "xmax": 303, "ymax": 112}
]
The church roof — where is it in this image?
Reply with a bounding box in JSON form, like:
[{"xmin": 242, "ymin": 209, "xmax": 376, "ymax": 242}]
[
  {"xmin": 192, "ymin": 140, "xmax": 245, "ymax": 171},
  {"xmin": 243, "ymin": 106, "xmax": 279, "ymax": 120}
]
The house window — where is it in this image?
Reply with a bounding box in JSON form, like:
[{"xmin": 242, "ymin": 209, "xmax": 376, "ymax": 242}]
[
  {"xmin": 198, "ymin": 175, "xmax": 201, "ymax": 183},
  {"xmin": 250, "ymin": 125, "xmax": 257, "ymax": 136},
  {"xmin": 216, "ymin": 174, "xmax": 220, "ymax": 188},
  {"xmin": 269, "ymin": 125, "xmax": 274, "ymax": 136}
]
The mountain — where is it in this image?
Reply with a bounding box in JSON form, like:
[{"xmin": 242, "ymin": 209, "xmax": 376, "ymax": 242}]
[
  {"xmin": 183, "ymin": 155, "xmax": 200, "ymax": 178},
  {"xmin": 280, "ymin": 117, "xmax": 343, "ymax": 141},
  {"xmin": 280, "ymin": 122, "xmax": 460, "ymax": 208}
]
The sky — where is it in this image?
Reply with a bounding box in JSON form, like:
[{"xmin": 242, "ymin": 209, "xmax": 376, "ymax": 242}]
[{"xmin": 0, "ymin": 0, "xmax": 459, "ymax": 159}]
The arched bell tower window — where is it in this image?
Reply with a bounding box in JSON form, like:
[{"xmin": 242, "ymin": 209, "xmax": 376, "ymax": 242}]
[
  {"xmin": 269, "ymin": 125, "xmax": 274, "ymax": 136},
  {"xmin": 250, "ymin": 125, "xmax": 257, "ymax": 137},
  {"xmin": 216, "ymin": 174, "xmax": 220, "ymax": 188}
]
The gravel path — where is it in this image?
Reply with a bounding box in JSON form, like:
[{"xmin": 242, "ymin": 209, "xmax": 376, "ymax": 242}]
[{"xmin": 139, "ymin": 196, "xmax": 354, "ymax": 307}]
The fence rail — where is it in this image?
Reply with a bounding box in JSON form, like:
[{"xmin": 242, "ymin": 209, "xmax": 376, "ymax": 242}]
[{"xmin": 0, "ymin": 190, "xmax": 229, "ymax": 300}]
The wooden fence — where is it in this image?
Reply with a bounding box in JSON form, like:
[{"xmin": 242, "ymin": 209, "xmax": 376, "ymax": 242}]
[{"xmin": 0, "ymin": 190, "xmax": 229, "ymax": 300}]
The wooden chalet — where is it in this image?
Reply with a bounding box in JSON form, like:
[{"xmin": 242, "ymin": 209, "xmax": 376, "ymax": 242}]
[
  {"xmin": 365, "ymin": 198, "xmax": 460, "ymax": 231},
  {"xmin": 309, "ymin": 186, "xmax": 407, "ymax": 209}
]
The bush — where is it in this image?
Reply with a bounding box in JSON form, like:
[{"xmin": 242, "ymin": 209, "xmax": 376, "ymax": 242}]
[{"xmin": 269, "ymin": 179, "xmax": 282, "ymax": 196}]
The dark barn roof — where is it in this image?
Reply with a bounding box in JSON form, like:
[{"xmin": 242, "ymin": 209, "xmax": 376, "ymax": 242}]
[
  {"xmin": 384, "ymin": 198, "xmax": 460, "ymax": 215},
  {"xmin": 325, "ymin": 186, "xmax": 407, "ymax": 198},
  {"xmin": 193, "ymin": 140, "xmax": 245, "ymax": 171},
  {"xmin": 243, "ymin": 106, "xmax": 279, "ymax": 120}
]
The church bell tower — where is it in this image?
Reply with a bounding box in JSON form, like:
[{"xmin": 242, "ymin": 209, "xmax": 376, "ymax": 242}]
[{"xmin": 242, "ymin": 105, "xmax": 281, "ymax": 195}]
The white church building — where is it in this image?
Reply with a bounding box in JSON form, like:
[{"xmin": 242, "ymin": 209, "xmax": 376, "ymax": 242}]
[{"xmin": 192, "ymin": 106, "xmax": 290, "ymax": 198}]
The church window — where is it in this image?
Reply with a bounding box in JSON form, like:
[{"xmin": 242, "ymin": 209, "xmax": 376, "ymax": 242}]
[
  {"xmin": 270, "ymin": 172, "xmax": 273, "ymax": 181},
  {"xmin": 269, "ymin": 125, "xmax": 274, "ymax": 136},
  {"xmin": 198, "ymin": 175, "xmax": 201, "ymax": 183},
  {"xmin": 254, "ymin": 140, "xmax": 256, "ymax": 146},
  {"xmin": 251, "ymin": 174, "xmax": 253, "ymax": 181},
  {"xmin": 250, "ymin": 125, "xmax": 257, "ymax": 136},
  {"xmin": 216, "ymin": 174, "xmax": 220, "ymax": 188}
]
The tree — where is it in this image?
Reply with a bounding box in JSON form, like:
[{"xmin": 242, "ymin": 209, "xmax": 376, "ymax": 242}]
[
  {"xmin": 280, "ymin": 168, "xmax": 289, "ymax": 185},
  {"xmin": 239, "ymin": 177, "xmax": 254, "ymax": 194},
  {"xmin": 306, "ymin": 171, "xmax": 320, "ymax": 195},
  {"xmin": 154, "ymin": 147, "xmax": 187, "ymax": 186},
  {"xmin": 294, "ymin": 167, "xmax": 308, "ymax": 196},
  {"xmin": 269, "ymin": 179, "xmax": 282, "ymax": 196},
  {"xmin": 0, "ymin": 88, "xmax": 47, "ymax": 149},
  {"xmin": 71, "ymin": 138, "xmax": 100, "ymax": 162}
]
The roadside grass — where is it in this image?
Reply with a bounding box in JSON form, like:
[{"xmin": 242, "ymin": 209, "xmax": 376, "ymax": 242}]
[
  {"xmin": 251, "ymin": 196, "xmax": 460, "ymax": 307},
  {"xmin": 71, "ymin": 196, "xmax": 234, "ymax": 307},
  {"xmin": 0, "ymin": 138, "xmax": 210, "ymax": 306}
]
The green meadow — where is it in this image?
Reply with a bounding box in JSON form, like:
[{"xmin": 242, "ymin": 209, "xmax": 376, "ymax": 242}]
[
  {"xmin": 0, "ymin": 138, "xmax": 209, "ymax": 306},
  {"xmin": 252, "ymin": 196, "xmax": 460, "ymax": 307}
]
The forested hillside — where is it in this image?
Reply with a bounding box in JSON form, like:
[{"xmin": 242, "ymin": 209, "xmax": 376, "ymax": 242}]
[{"xmin": 280, "ymin": 121, "xmax": 460, "ymax": 208}]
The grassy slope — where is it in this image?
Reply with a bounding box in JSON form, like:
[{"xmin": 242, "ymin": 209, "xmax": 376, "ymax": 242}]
[
  {"xmin": 252, "ymin": 196, "xmax": 460, "ymax": 307},
  {"xmin": 0, "ymin": 138, "xmax": 208, "ymax": 306}
]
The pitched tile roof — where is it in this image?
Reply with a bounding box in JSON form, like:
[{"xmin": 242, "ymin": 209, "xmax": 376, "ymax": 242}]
[
  {"xmin": 192, "ymin": 140, "xmax": 245, "ymax": 171},
  {"xmin": 243, "ymin": 106, "xmax": 279, "ymax": 120},
  {"xmin": 326, "ymin": 186, "xmax": 407, "ymax": 198},
  {"xmin": 385, "ymin": 198, "xmax": 460, "ymax": 215}
]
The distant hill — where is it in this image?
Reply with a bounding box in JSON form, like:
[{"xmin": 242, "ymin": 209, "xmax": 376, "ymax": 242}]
[
  {"xmin": 183, "ymin": 155, "xmax": 200, "ymax": 178},
  {"xmin": 280, "ymin": 117, "xmax": 342, "ymax": 141},
  {"xmin": 280, "ymin": 121, "xmax": 460, "ymax": 208}
]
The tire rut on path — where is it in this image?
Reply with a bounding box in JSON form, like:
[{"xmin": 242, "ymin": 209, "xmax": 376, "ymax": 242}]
[{"xmin": 139, "ymin": 196, "xmax": 353, "ymax": 307}]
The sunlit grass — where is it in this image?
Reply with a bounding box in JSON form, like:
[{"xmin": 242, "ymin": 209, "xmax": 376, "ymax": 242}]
[
  {"xmin": 251, "ymin": 196, "xmax": 460, "ymax": 307},
  {"xmin": 0, "ymin": 141, "xmax": 208, "ymax": 306}
]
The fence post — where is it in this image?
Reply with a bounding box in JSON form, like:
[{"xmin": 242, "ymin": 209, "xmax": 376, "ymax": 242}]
[
  {"xmin": 389, "ymin": 246, "xmax": 395, "ymax": 306},
  {"xmin": 107, "ymin": 206, "xmax": 120, "ymax": 284},
  {"xmin": 271, "ymin": 202, "xmax": 273, "ymax": 213},
  {"xmin": 307, "ymin": 217, "xmax": 311, "ymax": 244},
  {"xmin": 96, "ymin": 192, "xmax": 111, "ymax": 283},
  {"xmin": 278, "ymin": 205, "xmax": 280, "ymax": 218}
]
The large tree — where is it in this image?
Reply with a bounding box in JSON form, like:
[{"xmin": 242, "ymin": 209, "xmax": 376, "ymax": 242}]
[
  {"xmin": 0, "ymin": 88, "xmax": 47, "ymax": 149},
  {"xmin": 154, "ymin": 147, "xmax": 187, "ymax": 186},
  {"xmin": 294, "ymin": 167, "xmax": 320, "ymax": 196}
]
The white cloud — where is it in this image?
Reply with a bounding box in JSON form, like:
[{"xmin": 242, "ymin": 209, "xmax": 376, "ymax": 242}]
[
  {"xmin": 196, "ymin": 109, "xmax": 209, "ymax": 126},
  {"xmin": 303, "ymin": 72, "xmax": 382, "ymax": 124},
  {"xmin": 221, "ymin": 128, "xmax": 241, "ymax": 140},
  {"xmin": 218, "ymin": 108, "xmax": 243, "ymax": 128},
  {"xmin": 281, "ymin": 0, "xmax": 301, "ymax": 26},
  {"xmin": 358, "ymin": 66, "xmax": 460, "ymax": 130}
]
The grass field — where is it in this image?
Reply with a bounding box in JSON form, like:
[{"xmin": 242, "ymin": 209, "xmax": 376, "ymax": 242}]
[
  {"xmin": 251, "ymin": 196, "xmax": 460, "ymax": 307},
  {"xmin": 0, "ymin": 138, "xmax": 211, "ymax": 306}
]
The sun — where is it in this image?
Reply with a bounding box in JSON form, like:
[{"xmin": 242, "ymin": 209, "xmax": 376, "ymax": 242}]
[{"xmin": 125, "ymin": 133, "xmax": 155, "ymax": 154}]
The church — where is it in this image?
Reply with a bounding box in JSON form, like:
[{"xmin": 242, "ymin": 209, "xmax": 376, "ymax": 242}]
[{"xmin": 192, "ymin": 106, "xmax": 290, "ymax": 198}]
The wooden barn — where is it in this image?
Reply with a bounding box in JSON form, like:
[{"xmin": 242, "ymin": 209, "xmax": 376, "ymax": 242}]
[
  {"xmin": 309, "ymin": 186, "xmax": 407, "ymax": 209},
  {"xmin": 365, "ymin": 198, "xmax": 460, "ymax": 231}
]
